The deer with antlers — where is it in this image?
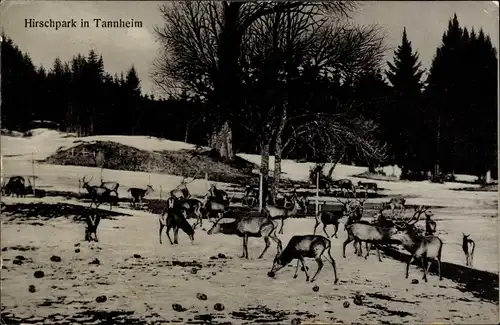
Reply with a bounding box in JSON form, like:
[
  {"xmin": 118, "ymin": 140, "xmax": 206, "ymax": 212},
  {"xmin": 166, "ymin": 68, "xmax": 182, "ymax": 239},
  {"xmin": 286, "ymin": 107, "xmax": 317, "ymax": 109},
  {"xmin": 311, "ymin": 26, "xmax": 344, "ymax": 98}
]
[
  {"xmin": 389, "ymin": 222, "xmax": 443, "ymax": 282},
  {"xmin": 263, "ymin": 190, "xmax": 305, "ymax": 234},
  {"xmin": 158, "ymin": 202, "xmax": 197, "ymax": 245},
  {"xmin": 207, "ymin": 212, "xmax": 282, "ymax": 259},
  {"xmin": 128, "ymin": 185, "xmax": 154, "ymax": 207},
  {"xmin": 170, "ymin": 176, "xmax": 194, "ymax": 200},
  {"xmin": 80, "ymin": 176, "xmax": 114, "ymax": 210},
  {"xmin": 407, "ymin": 206, "xmax": 437, "ymax": 236},
  {"xmin": 462, "ymin": 233, "xmax": 475, "ymax": 267},
  {"xmin": 267, "ymin": 235, "xmax": 339, "ymax": 284}
]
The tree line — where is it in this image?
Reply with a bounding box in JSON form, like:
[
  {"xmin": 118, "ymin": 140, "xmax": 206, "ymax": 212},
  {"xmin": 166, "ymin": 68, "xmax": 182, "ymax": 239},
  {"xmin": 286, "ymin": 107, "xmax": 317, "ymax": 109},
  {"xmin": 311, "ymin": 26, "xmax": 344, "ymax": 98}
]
[{"xmin": 1, "ymin": 3, "xmax": 497, "ymax": 193}]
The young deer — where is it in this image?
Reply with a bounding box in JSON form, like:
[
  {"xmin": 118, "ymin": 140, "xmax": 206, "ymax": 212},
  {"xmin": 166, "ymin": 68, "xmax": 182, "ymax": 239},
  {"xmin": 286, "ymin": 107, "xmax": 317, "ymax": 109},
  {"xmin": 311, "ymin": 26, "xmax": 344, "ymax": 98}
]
[
  {"xmin": 263, "ymin": 192, "xmax": 302, "ymax": 234},
  {"xmin": 389, "ymin": 225, "xmax": 443, "ymax": 282},
  {"xmin": 462, "ymin": 233, "xmax": 475, "ymax": 267},
  {"xmin": 128, "ymin": 185, "xmax": 154, "ymax": 207},
  {"xmin": 170, "ymin": 176, "xmax": 193, "ymax": 200},
  {"xmin": 343, "ymin": 222, "xmax": 398, "ymax": 262},
  {"xmin": 207, "ymin": 212, "xmax": 282, "ymax": 259},
  {"xmin": 267, "ymin": 235, "xmax": 339, "ymax": 284},
  {"xmin": 80, "ymin": 176, "xmax": 114, "ymax": 209},
  {"xmin": 158, "ymin": 204, "xmax": 196, "ymax": 245},
  {"xmin": 84, "ymin": 212, "xmax": 101, "ymax": 242}
]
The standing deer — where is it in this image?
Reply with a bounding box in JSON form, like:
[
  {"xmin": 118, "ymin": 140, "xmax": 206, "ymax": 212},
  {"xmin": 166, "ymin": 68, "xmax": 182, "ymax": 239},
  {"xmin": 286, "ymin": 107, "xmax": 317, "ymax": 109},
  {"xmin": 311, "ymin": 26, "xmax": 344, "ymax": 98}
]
[
  {"xmin": 357, "ymin": 181, "xmax": 378, "ymax": 194},
  {"xmin": 100, "ymin": 179, "xmax": 120, "ymax": 196},
  {"xmin": 176, "ymin": 197, "xmax": 205, "ymax": 227},
  {"xmin": 407, "ymin": 206, "xmax": 436, "ymax": 236},
  {"xmin": 389, "ymin": 224, "xmax": 443, "ymax": 282},
  {"xmin": 80, "ymin": 176, "xmax": 114, "ymax": 209},
  {"xmin": 242, "ymin": 185, "xmax": 259, "ymax": 208},
  {"xmin": 207, "ymin": 212, "xmax": 282, "ymax": 259},
  {"xmin": 267, "ymin": 235, "xmax": 339, "ymax": 284},
  {"xmin": 3, "ymin": 176, "xmax": 32, "ymax": 197},
  {"xmin": 263, "ymin": 192, "xmax": 301, "ymax": 234},
  {"xmin": 128, "ymin": 185, "xmax": 154, "ymax": 207},
  {"xmin": 208, "ymin": 183, "xmax": 228, "ymax": 202},
  {"xmin": 333, "ymin": 179, "xmax": 356, "ymax": 197},
  {"xmin": 313, "ymin": 194, "xmax": 353, "ymax": 238},
  {"xmin": 462, "ymin": 233, "xmax": 475, "ymax": 267},
  {"xmin": 387, "ymin": 196, "xmax": 406, "ymax": 215},
  {"xmin": 343, "ymin": 222, "xmax": 398, "ymax": 262},
  {"xmin": 84, "ymin": 212, "xmax": 101, "ymax": 242},
  {"xmin": 170, "ymin": 176, "xmax": 193, "ymax": 200},
  {"xmin": 158, "ymin": 204, "xmax": 196, "ymax": 244}
]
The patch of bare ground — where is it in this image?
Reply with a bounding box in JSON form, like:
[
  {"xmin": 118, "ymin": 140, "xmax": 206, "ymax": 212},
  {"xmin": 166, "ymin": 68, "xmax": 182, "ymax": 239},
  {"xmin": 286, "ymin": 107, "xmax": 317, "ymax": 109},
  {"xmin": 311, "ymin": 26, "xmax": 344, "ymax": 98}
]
[{"xmin": 43, "ymin": 140, "xmax": 257, "ymax": 184}]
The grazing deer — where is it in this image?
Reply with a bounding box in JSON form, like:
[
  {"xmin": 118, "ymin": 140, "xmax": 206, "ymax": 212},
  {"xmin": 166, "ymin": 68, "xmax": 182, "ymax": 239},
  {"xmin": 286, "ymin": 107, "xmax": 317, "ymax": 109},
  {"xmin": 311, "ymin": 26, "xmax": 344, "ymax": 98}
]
[
  {"xmin": 242, "ymin": 185, "xmax": 259, "ymax": 208},
  {"xmin": 387, "ymin": 196, "xmax": 406, "ymax": 215},
  {"xmin": 263, "ymin": 192, "xmax": 301, "ymax": 234},
  {"xmin": 389, "ymin": 224, "xmax": 443, "ymax": 282},
  {"xmin": 128, "ymin": 185, "xmax": 154, "ymax": 207},
  {"xmin": 267, "ymin": 235, "xmax": 339, "ymax": 284},
  {"xmin": 100, "ymin": 179, "xmax": 119, "ymax": 196},
  {"xmin": 158, "ymin": 204, "xmax": 196, "ymax": 244},
  {"xmin": 333, "ymin": 179, "xmax": 356, "ymax": 197},
  {"xmin": 170, "ymin": 176, "xmax": 193, "ymax": 200},
  {"xmin": 208, "ymin": 183, "xmax": 228, "ymax": 202},
  {"xmin": 357, "ymin": 181, "xmax": 378, "ymax": 193},
  {"xmin": 84, "ymin": 212, "xmax": 101, "ymax": 242},
  {"xmin": 343, "ymin": 222, "xmax": 398, "ymax": 262},
  {"xmin": 462, "ymin": 233, "xmax": 475, "ymax": 267},
  {"xmin": 80, "ymin": 176, "xmax": 114, "ymax": 210},
  {"xmin": 207, "ymin": 212, "xmax": 282, "ymax": 259}
]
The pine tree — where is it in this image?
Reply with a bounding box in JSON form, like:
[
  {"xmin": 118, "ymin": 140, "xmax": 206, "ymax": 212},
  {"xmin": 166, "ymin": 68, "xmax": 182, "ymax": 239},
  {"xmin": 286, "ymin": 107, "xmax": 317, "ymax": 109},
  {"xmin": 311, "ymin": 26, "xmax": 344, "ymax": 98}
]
[{"xmin": 386, "ymin": 27, "xmax": 425, "ymax": 96}]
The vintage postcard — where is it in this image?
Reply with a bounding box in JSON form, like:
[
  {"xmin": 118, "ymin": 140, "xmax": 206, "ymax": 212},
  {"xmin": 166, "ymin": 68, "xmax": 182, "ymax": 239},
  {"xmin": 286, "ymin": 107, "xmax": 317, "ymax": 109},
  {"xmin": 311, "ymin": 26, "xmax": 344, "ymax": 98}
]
[{"xmin": 1, "ymin": 1, "xmax": 498, "ymax": 324}]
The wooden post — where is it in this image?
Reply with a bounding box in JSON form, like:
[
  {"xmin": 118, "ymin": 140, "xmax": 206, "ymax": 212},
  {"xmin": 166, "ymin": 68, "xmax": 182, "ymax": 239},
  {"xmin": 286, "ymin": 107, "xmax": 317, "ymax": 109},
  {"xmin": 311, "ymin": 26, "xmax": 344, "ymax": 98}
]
[
  {"xmin": 259, "ymin": 173, "xmax": 263, "ymax": 212},
  {"xmin": 32, "ymin": 152, "xmax": 36, "ymax": 195},
  {"xmin": 315, "ymin": 171, "xmax": 319, "ymax": 216},
  {"xmin": 159, "ymin": 185, "xmax": 162, "ymax": 200}
]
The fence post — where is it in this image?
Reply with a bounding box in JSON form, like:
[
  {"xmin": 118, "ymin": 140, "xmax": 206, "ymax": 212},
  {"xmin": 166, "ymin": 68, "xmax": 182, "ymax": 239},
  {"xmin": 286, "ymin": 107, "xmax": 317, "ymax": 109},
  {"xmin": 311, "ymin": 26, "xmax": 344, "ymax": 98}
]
[
  {"xmin": 259, "ymin": 173, "xmax": 263, "ymax": 212},
  {"xmin": 205, "ymin": 172, "xmax": 209, "ymax": 192},
  {"xmin": 315, "ymin": 172, "xmax": 319, "ymax": 216},
  {"xmin": 31, "ymin": 152, "xmax": 36, "ymax": 195},
  {"xmin": 159, "ymin": 185, "xmax": 162, "ymax": 200}
]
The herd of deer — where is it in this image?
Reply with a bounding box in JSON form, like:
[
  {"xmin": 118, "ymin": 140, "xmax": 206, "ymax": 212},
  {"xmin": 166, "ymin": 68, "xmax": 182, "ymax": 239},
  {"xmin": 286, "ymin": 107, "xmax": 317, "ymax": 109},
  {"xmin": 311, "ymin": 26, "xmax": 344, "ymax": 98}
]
[{"xmin": 1, "ymin": 174, "xmax": 478, "ymax": 284}]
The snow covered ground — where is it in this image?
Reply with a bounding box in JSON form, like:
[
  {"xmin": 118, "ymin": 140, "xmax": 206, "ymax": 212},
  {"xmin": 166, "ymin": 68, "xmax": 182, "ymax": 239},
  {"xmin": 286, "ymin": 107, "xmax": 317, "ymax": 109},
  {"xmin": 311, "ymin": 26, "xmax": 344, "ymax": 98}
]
[{"xmin": 1, "ymin": 129, "xmax": 498, "ymax": 324}]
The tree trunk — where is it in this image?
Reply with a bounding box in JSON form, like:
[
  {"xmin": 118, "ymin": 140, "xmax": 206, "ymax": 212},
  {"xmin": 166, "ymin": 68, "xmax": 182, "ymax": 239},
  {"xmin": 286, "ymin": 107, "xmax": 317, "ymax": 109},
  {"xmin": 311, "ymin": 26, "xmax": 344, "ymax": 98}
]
[
  {"xmin": 327, "ymin": 152, "xmax": 346, "ymax": 180},
  {"xmin": 260, "ymin": 141, "xmax": 270, "ymax": 207},
  {"xmin": 210, "ymin": 121, "xmax": 234, "ymax": 161},
  {"xmin": 271, "ymin": 107, "xmax": 287, "ymax": 204}
]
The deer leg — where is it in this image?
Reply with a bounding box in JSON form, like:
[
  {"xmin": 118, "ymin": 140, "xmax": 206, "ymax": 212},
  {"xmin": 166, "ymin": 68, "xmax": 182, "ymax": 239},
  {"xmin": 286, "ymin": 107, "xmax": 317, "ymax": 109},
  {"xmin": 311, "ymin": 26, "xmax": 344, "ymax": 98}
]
[
  {"xmin": 244, "ymin": 234, "xmax": 249, "ymax": 259},
  {"xmin": 173, "ymin": 227, "xmax": 179, "ymax": 244},
  {"xmin": 310, "ymin": 257, "xmax": 324, "ymax": 283},
  {"xmin": 299, "ymin": 256, "xmax": 310, "ymax": 282},
  {"xmin": 258, "ymin": 236, "xmax": 271, "ymax": 259},
  {"xmin": 364, "ymin": 243, "xmax": 370, "ymax": 259},
  {"xmin": 313, "ymin": 220, "xmax": 320, "ymax": 235},
  {"xmin": 406, "ymin": 256, "xmax": 414, "ymax": 279},
  {"xmin": 376, "ymin": 245, "xmax": 382, "ymax": 262},
  {"xmin": 166, "ymin": 226, "xmax": 174, "ymax": 245},
  {"xmin": 279, "ymin": 218, "xmax": 285, "ymax": 234},
  {"xmin": 421, "ymin": 257, "xmax": 428, "ymax": 282},
  {"xmin": 269, "ymin": 231, "xmax": 282, "ymax": 254},
  {"xmin": 470, "ymin": 253, "xmax": 473, "ymax": 267},
  {"xmin": 293, "ymin": 259, "xmax": 300, "ymax": 279},
  {"xmin": 158, "ymin": 223, "xmax": 164, "ymax": 244},
  {"xmin": 342, "ymin": 237, "xmax": 353, "ymax": 258},
  {"xmin": 437, "ymin": 257, "xmax": 442, "ymax": 281},
  {"xmin": 332, "ymin": 224, "xmax": 338, "ymax": 238},
  {"xmin": 322, "ymin": 224, "xmax": 330, "ymax": 238},
  {"xmin": 240, "ymin": 237, "xmax": 246, "ymax": 258}
]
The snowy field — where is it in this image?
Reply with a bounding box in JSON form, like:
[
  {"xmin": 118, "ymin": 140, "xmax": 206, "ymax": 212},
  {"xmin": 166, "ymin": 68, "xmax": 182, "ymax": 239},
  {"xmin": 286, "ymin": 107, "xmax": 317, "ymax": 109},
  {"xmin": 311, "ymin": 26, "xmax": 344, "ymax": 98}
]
[{"xmin": 1, "ymin": 129, "xmax": 498, "ymax": 324}]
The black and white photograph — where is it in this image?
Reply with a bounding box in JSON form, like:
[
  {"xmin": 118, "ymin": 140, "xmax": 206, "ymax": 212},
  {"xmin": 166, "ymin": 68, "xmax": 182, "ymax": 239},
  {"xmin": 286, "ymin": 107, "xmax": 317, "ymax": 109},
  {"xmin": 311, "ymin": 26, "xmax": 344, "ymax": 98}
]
[{"xmin": 1, "ymin": 1, "xmax": 498, "ymax": 324}]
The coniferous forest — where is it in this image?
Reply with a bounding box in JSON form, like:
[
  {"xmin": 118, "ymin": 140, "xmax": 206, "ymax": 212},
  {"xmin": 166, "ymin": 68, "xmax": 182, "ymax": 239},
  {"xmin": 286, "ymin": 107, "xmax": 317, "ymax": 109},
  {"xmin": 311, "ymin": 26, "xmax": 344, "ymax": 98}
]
[{"xmin": 1, "ymin": 14, "xmax": 497, "ymax": 180}]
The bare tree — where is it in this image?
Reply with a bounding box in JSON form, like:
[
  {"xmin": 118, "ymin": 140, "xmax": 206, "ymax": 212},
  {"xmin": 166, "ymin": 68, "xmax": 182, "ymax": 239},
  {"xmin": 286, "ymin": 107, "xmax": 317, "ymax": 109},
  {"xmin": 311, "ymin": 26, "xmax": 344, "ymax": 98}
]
[{"xmin": 152, "ymin": 1, "xmax": 356, "ymax": 161}]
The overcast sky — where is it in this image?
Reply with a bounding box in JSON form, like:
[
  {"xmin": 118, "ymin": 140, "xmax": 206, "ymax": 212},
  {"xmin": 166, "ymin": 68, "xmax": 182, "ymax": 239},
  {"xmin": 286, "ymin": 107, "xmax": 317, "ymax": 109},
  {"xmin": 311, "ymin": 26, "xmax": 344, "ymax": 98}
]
[{"xmin": 1, "ymin": 1, "xmax": 498, "ymax": 96}]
